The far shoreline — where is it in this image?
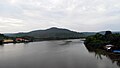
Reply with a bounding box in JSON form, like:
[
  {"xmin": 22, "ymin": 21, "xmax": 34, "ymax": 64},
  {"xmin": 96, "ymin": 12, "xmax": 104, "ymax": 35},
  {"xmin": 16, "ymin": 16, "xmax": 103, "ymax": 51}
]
[{"xmin": 0, "ymin": 38, "xmax": 85, "ymax": 45}]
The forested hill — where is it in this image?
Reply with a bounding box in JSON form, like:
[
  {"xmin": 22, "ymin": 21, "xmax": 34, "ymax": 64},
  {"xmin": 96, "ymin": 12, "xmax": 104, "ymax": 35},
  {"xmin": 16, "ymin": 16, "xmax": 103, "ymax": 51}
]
[{"xmin": 5, "ymin": 27, "xmax": 85, "ymax": 40}]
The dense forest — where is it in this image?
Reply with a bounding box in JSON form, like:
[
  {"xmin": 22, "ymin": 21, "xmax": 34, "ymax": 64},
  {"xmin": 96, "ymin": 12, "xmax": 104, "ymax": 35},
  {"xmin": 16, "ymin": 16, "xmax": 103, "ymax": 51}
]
[
  {"xmin": 85, "ymin": 31, "xmax": 120, "ymax": 67},
  {"xmin": 0, "ymin": 27, "xmax": 86, "ymax": 44},
  {"xmin": 5, "ymin": 27, "xmax": 85, "ymax": 41},
  {"xmin": 0, "ymin": 34, "xmax": 10, "ymax": 40},
  {"xmin": 84, "ymin": 31, "xmax": 120, "ymax": 49}
]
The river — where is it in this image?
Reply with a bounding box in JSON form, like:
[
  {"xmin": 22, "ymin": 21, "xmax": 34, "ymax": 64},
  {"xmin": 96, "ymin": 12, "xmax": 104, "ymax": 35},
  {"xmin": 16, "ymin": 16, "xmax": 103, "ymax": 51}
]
[{"xmin": 0, "ymin": 39, "xmax": 119, "ymax": 68}]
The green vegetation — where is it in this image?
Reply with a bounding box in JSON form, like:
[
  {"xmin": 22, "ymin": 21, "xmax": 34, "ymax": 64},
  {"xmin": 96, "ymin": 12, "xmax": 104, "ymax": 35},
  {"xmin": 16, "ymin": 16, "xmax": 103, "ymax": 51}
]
[
  {"xmin": 0, "ymin": 34, "xmax": 4, "ymax": 39},
  {"xmin": 0, "ymin": 34, "xmax": 9, "ymax": 44},
  {"xmin": 85, "ymin": 31, "xmax": 120, "ymax": 67},
  {"xmin": 5, "ymin": 27, "xmax": 85, "ymax": 41},
  {"xmin": 85, "ymin": 45, "xmax": 120, "ymax": 67},
  {"xmin": 84, "ymin": 31, "xmax": 120, "ymax": 49},
  {"xmin": 0, "ymin": 34, "xmax": 11, "ymax": 40},
  {"xmin": 0, "ymin": 27, "xmax": 86, "ymax": 44}
]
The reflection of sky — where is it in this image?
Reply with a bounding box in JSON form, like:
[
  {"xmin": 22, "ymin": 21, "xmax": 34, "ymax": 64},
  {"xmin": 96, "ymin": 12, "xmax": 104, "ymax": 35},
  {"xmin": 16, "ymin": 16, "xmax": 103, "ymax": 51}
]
[
  {"xmin": 0, "ymin": 0, "xmax": 120, "ymax": 33},
  {"xmin": 0, "ymin": 40, "xmax": 98, "ymax": 68},
  {"xmin": 96, "ymin": 57, "xmax": 119, "ymax": 68},
  {"xmin": 0, "ymin": 40, "xmax": 119, "ymax": 68}
]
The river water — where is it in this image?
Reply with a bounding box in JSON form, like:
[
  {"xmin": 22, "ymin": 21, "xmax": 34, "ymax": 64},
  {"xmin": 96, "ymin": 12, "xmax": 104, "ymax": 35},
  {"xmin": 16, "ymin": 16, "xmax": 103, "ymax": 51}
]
[{"xmin": 0, "ymin": 39, "xmax": 119, "ymax": 68}]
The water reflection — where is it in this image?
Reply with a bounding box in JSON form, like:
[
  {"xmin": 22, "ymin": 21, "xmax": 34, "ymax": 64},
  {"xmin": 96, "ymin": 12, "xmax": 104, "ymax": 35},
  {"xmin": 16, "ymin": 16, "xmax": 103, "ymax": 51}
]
[
  {"xmin": 0, "ymin": 39, "xmax": 119, "ymax": 68},
  {"xmin": 0, "ymin": 44, "xmax": 4, "ymax": 47},
  {"xmin": 85, "ymin": 45, "xmax": 120, "ymax": 67}
]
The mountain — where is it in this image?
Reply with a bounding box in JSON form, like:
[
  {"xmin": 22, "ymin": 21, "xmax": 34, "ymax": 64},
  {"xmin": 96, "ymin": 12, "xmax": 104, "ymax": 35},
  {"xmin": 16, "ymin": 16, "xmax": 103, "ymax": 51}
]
[
  {"xmin": 81, "ymin": 32, "xmax": 96, "ymax": 36},
  {"xmin": 81, "ymin": 31, "xmax": 120, "ymax": 37},
  {"xmin": 5, "ymin": 27, "xmax": 85, "ymax": 41}
]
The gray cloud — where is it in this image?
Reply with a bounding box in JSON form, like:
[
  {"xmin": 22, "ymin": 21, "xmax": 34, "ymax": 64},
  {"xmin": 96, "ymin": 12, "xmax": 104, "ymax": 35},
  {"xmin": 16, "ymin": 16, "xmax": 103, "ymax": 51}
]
[{"xmin": 0, "ymin": 0, "xmax": 120, "ymax": 33}]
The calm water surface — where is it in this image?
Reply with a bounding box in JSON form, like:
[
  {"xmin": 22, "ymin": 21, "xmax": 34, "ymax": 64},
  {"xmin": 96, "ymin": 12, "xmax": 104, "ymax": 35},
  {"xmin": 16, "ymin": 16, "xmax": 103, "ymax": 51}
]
[{"xmin": 0, "ymin": 39, "xmax": 119, "ymax": 68}]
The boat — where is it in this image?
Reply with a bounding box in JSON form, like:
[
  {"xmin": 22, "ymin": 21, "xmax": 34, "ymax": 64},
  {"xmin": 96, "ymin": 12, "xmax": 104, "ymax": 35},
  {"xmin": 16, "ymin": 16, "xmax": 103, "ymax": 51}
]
[
  {"xmin": 113, "ymin": 50, "xmax": 120, "ymax": 53},
  {"xmin": 104, "ymin": 44, "xmax": 114, "ymax": 51}
]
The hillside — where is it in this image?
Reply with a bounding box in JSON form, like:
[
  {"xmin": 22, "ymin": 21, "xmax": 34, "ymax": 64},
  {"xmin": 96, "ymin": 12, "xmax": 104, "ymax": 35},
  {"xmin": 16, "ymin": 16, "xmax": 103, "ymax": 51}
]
[
  {"xmin": 5, "ymin": 27, "xmax": 85, "ymax": 41},
  {"xmin": 84, "ymin": 31, "xmax": 120, "ymax": 49},
  {"xmin": 81, "ymin": 31, "xmax": 120, "ymax": 37}
]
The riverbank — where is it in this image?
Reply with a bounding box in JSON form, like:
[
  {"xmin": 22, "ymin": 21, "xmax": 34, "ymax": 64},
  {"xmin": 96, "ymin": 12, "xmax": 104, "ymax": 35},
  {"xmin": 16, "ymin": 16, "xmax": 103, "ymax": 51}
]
[{"xmin": 84, "ymin": 31, "xmax": 120, "ymax": 54}]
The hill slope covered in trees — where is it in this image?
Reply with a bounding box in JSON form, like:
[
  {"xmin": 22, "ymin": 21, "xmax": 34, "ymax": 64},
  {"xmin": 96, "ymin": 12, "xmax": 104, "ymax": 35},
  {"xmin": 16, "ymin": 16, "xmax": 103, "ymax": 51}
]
[{"xmin": 5, "ymin": 27, "xmax": 85, "ymax": 41}]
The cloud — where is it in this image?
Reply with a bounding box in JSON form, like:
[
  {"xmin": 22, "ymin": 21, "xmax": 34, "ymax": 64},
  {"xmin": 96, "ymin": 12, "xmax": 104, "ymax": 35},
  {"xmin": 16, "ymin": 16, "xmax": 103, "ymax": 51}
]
[{"xmin": 0, "ymin": 0, "xmax": 120, "ymax": 33}]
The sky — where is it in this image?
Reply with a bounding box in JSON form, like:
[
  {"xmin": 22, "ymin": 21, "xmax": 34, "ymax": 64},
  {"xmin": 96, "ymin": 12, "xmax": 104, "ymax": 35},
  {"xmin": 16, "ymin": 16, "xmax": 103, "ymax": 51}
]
[{"xmin": 0, "ymin": 0, "xmax": 120, "ymax": 33}]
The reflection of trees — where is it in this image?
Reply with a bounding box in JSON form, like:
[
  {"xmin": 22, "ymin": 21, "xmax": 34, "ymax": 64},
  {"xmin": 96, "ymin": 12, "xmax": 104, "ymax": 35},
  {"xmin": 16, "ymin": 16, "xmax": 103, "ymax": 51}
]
[
  {"xmin": 0, "ymin": 44, "xmax": 4, "ymax": 47},
  {"xmin": 59, "ymin": 41, "xmax": 72, "ymax": 45},
  {"xmin": 85, "ymin": 45, "xmax": 120, "ymax": 67}
]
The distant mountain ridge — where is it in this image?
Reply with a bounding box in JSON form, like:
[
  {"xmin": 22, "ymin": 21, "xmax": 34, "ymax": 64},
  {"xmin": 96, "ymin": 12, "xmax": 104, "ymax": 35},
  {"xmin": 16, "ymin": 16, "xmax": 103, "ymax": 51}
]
[
  {"xmin": 5, "ymin": 27, "xmax": 85, "ymax": 41},
  {"xmin": 81, "ymin": 31, "xmax": 120, "ymax": 36},
  {"xmin": 4, "ymin": 27, "xmax": 120, "ymax": 40}
]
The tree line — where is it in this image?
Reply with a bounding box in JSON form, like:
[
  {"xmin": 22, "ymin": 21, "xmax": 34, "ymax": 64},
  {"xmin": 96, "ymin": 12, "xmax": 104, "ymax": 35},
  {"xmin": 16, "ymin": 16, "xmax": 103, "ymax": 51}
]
[{"xmin": 84, "ymin": 31, "xmax": 120, "ymax": 49}]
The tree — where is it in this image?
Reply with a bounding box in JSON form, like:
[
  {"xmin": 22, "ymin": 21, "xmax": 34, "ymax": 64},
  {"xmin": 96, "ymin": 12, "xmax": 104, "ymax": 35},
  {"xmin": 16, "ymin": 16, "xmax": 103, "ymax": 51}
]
[{"xmin": 105, "ymin": 31, "xmax": 112, "ymax": 36}]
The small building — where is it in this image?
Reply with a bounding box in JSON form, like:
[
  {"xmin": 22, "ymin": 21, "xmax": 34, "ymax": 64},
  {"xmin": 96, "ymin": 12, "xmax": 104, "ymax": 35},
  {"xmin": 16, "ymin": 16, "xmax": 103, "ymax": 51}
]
[
  {"xmin": 3, "ymin": 39, "xmax": 14, "ymax": 43},
  {"xmin": 104, "ymin": 44, "xmax": 114, "ymax": 51},
  {"xmin": 16, "ymin": 38, "xmax": 29, "ymax": 42}
]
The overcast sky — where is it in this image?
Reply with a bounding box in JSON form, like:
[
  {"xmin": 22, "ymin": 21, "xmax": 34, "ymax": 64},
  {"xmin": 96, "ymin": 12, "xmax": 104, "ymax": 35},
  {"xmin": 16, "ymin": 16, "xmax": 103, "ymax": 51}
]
[{"xmin": 0, "ymin": 0, "xmax": 120, "ymax": 33}]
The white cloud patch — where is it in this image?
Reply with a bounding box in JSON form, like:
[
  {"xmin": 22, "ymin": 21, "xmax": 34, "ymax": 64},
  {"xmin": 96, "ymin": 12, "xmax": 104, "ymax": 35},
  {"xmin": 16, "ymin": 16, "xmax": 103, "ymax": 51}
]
[{"xmin": 0, "ymin": 0, "xmax": 120, "ymax": 33}]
